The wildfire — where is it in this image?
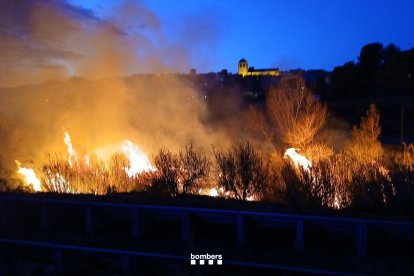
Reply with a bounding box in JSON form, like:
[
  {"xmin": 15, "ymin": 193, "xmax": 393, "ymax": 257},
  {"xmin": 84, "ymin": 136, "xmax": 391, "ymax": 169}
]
[
  {"xmin": 121, "ymin": 140, "xmax": 156, "ymax": 177},
  {"xmin": 284, "ymin": 148, "xmax": 312, "ymax": 171},
  {"xmin": 15, "ymin": 161, "xmax": 42, "ymax": 192},
  {"xmin": 64, "ymin": 131, "xmax": 78, "ymax": 168},
  {"xmin": 44, "ymin": 171, "xmax": 70, "ymax": 193}
]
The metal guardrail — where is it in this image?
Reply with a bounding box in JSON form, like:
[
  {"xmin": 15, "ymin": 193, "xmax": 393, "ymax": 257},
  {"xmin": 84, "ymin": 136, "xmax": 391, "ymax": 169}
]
[
  {"xmin": 0, "ymin": 237, "xmax": 361, "ymax": 275},
  {"xmin": 0, "ymin": 194, "xmax": 414, "ymax": 274},
  {"xmin": 1, "ymin": 194, "xmax": 413, "ymax": 226}
]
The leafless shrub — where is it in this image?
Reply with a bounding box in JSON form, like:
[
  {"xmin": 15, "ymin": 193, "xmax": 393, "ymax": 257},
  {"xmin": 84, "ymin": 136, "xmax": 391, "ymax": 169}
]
[
  {"xmin": 149, "ymin": 145, "xmax": 211, "ymax": 195},
  {"xmin": 214, "ymin": 142, "xmax": 268, "ymax": 201},
  {"xmin": 178, "ymin": 144, "xmax": 210, "ymax": 194},
  {"xmin": 151, "ymin": 148, "xmax": 180, "ymax": 195}
]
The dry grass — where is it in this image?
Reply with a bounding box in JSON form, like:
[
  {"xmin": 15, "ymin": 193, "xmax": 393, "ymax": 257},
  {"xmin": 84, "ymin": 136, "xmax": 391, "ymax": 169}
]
[
  {"xmin": 42, "ymin": 152, "xmax": 137, "ymax": 194},
  {"xmin": 3, "ymin": 138, "xmax": 413, "ymax": 213}
]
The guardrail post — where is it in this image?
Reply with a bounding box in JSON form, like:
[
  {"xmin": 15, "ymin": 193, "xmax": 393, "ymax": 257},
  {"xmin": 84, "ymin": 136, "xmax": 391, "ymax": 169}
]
[
  {"xmin": 41, "ymin": 203, "xmax": 48, "ymax": 230},
  {"xmin": 131, "ymin": 208, "xmax": 141, "ymax": 239},
  {"xmin": 295, "ymin": 218, "xmax": 304, "ymax": 252},
  {"xmin": 122, "ymin": 255, "xmax": 130, "ymax": 275},
  {"xmin": 237, "ymin": 214, "xmax": 245, "ymax": 247},
  {"xmin": 55, "ymin": 249, "xmax": 62, "ymax": 267},
  {"xmin": 356, "ymin": 223, "xmax": 367, "ymax": 257},
  {"xmin": 85, "ymin": 205, "xmax": 93, "ymax": 235},
  {"xmin": 182, "ymin": 212, "xmax": 192, "ymax": 243}
]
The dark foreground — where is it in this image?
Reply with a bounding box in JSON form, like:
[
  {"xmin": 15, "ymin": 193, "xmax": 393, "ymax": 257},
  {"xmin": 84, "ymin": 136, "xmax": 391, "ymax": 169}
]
[{"xmin": 0, "ymin": 192, "xmax": 413, "ymax": 275}]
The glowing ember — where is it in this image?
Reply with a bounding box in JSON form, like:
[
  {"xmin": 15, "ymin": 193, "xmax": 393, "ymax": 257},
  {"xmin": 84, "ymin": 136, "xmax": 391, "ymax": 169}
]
[
  {"xmin": 121, "ymin": 140, "xmax": 155, "ymax": 177},
  {"xmin": 284, "ymin": 148, "xmax": 311, "ymax": 171},
  {"xmin": 64, "ymin": 131, "xmax": 78, "ymax": 168},
  {"xmin": 15, "ymin": 161, "xmax": 42, "ymax": 192}
]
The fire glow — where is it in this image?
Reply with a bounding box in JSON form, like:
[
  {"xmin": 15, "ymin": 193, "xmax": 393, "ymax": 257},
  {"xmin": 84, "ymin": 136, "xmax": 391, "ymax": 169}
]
[
  {"xmin": 16, "ymin": 131, "xmax": 156, "ymax": 193},
  {"xmin": 284, "ymin": 148, "xmax": 311, "ymax": 171},
  {"xmin": 64, "ymin": 131, "xmax": 77, "ymax": 168},
  {"xmin": 122, "ymin": 140, "xmax": 156, "ymax": 177},
  {"xmin": 15, "ymin": 161, "xmax": 42, "ymax": 192}
]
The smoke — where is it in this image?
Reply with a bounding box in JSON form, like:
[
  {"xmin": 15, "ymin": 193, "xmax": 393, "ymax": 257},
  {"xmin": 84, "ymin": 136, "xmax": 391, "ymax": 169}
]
[{"xmin": 0, "ymin": 0, "xmax": 227, "ymax": 171}]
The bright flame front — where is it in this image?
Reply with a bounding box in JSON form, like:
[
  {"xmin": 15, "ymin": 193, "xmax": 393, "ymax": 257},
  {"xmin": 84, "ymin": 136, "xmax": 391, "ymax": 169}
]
[
  {"xmin": 15, "ymin": 161, "xmax": 42, "ymax": 192},
  {"xmin": 64, "ymin": 131, "xmax": 78, "ymax": 168},
  {"xmin": 284, "ymin": 148, "xmax": 311, "ymax": 172},
  {"xmin": 208, "ymin": 188, "xmax": 218, "ymax": 197},
  {"xmin": 122, "ymin": 140, "xmax": 156, "ymax": 177}
]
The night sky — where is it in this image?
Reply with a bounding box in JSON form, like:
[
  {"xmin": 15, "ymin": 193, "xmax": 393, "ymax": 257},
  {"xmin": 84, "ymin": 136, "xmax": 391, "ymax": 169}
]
[
  {"xmin": 2, "ymin": 0, "xmax": 414, "ymax": 85},
  {"xmin": 68, "ymin": 0, "xmax": 414, "ymax": 73}
]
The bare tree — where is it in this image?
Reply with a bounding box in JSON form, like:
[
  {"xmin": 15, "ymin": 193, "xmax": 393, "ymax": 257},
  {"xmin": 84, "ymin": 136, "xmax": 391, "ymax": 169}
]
[
  {"xmin": 214, "ymin": 142, "xmax": 268, "ymax": 201},
  {"xmin": 178, "ymin": 144, "xmax": 210, "ymax": 194},
  {"xmin": 266, "ymin": 77, "xmax": 327, "ymax": 148}
]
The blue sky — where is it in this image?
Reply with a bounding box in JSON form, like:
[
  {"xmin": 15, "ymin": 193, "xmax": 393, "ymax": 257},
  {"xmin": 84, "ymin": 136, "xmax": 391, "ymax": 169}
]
[{"xmin": 39, "ymin": 0, "xmax": 414, "ymax": 73}]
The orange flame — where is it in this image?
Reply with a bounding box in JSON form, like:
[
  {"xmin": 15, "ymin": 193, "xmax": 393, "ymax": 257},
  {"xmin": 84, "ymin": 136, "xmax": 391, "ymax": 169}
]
[
  {"xmin": 284, "ymin": 148, "xmax": 311, "ymax": 171},
  {"xmin": 64, "ymin": 131, "xmax": 78, "ymax": 168},
  {"xmin": 121, "ymin": 140, "xmax": 156, "ymax": 177},
  {"xmin": 15, "ymin": 160, "xmax": 42, "ymax": 192}
]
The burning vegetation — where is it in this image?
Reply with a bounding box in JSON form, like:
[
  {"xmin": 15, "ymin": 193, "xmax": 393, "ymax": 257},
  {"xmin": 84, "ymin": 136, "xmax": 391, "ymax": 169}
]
[
  {"xmin": 0, "ymin": 1, "xmax": 413, "ymax": 213},
  {"xmin": 1, "ymin": 75, "xmax": 413, "ymax": 215}
]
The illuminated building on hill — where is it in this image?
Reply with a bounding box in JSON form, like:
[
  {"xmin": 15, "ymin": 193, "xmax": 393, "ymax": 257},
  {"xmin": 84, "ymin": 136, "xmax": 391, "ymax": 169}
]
[{"xmin": 238, "ymin": 58, "xmax": 280, "ymax": 77}]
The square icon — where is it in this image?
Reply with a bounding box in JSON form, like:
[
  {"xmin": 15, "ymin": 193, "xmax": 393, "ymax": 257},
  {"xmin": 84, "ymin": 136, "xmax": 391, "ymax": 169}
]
[
  {"xmin": 190, "ymin": 260, "xmax": 196, "ymax": 265},
  {"xmin": 200, "ymin": 260, "xmax": 205, "ymax": 265},
  {"xmin": 208, "ymin": 260, "xmax": 214, "ymax": 265},
  {"xmin": 217, "ymin": 260, "xmax": 222, "ymax": 265}
]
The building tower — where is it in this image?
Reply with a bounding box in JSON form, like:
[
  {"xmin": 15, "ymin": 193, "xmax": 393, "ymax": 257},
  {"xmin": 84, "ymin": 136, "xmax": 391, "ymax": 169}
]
[{"xmin": 238, "ymin": 58, "xmax": 248, "ymax": 77}]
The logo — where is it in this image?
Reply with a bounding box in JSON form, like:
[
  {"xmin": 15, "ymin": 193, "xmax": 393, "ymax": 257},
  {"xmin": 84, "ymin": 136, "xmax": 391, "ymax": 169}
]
[{"xmin": 190, "ymin": 253, "xmax": 223, "ymax": 265}]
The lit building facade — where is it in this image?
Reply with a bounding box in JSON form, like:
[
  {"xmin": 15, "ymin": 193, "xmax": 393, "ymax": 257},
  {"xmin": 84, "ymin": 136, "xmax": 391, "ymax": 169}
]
[{"xmin": 238, "ymin": 58, "xmax": 280, "ymax": 77}]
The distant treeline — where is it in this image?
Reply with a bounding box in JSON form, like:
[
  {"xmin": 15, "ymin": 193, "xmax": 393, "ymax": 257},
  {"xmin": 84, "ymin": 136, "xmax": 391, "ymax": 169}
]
[{"xmin": 327, "ymin": 43, "xmax": 414, "ymax": 99}]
